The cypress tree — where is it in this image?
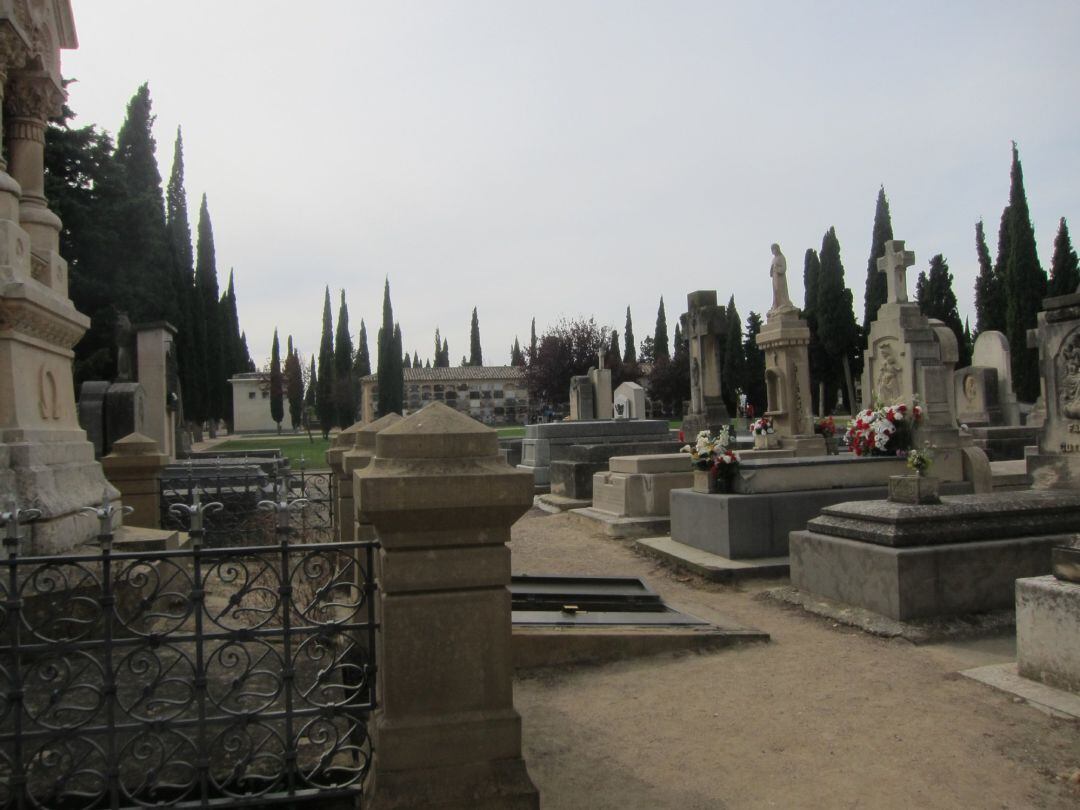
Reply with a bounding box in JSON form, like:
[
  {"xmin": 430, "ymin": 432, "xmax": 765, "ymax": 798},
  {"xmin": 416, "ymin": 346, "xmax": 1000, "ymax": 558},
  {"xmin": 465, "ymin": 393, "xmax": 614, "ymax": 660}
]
[
  {"xmin": 511, "ymin": 338, "xmax": 524, "ymax": 366},
  {"xmin": 353, "ymin": 319, "xmax": 371, "ymax": 418},
  {"xmin": 403, "ymin": 353, "xmax": 411, "ymax": 369},
  {"xmin": 916, "ymin": 254, "xmax": 970, "ymax": 367},
  {"xmin": 721, "ymin": 296, "xmax": 744, "ymax": 414},
  {"xmin": 377, "ymin": 279, "xmax": 404, "ymax": 415},
  {"xmin": 164, "ymin": 126, "xmax": 196, "ymax": 418},
  {"xmin": 218, "ymin": 271, "xmax": 248, "ymax": 431},
  {"xmin": 333, "ymin": 290, "xmax": 355, "ymax": 427},
  {"xmin": 803, "ymin": 248, "xmax": 825, "ymax": 414},
  {"xmin": 442, "ymin": 338, "xmax": 449, "ymax": 367},
  {"xmin": 861, "ymin": 185, "xmax": 895, "ymax": 338},
  {"xmin": 624, "ymin": 307, "xmax": 637, "ymax": 364},
  {"xmin": 270, "ymin": 329, "xmax": 283, "ymax": 432},
  {"xmin": 316, "ymin": 287, "xmax": 335, "ymax": 437},
  {"xmin": 816, "ymin": 229, "xmax": 859, "ymax": 413},
  {"xmin": 1048, "ymin": 218, "xmax": 1079, "ymax": 298},
  {"xmin": 304, "ymin": 355, "xmax": 317, "ymax": 427},
  {"xmin": 605, "ymin": 329, "xmax": 622, "ymax": 370},
  {"xmin": 433, "ymin": 328, "xmax": 445, "ymax": 367},
  {"xmin": 113, "ymin": 84, "xmax": 171, "ymax": 323},
  {"xmin": 530, "ymin": 318, "xmax": 537, "ymax": 360},
  {"xmin": 743, "ymin": 312, "xmax": 766, "ymax": 413},
  {"xmin": 413, "ymin": 351, "xmax": 420, "ymax": 368},
  {"xmin": 194, "ymin": 194, "xmax": 225, "ymax": 433},
  {"xmin": 653, "ymin": 297, "xmax": 669, "ymax": 361},
  {"xmin": 240, "ymin": 333, "xmax": 255, "ymax": 372},
  {"xmin": 973, "ymin": 219, "xmax": 1001, "ymax": 334},
  {"xmin": 1002, "ymin": 143, "xmax": 1047, "ymax": 401},
  {"xmin": 285, "ymin": 336, "xmax": 304, "ymax": 430},
  {"xmin": 469, "ymin": 307, "xmax": 483, "ymax": 366}
]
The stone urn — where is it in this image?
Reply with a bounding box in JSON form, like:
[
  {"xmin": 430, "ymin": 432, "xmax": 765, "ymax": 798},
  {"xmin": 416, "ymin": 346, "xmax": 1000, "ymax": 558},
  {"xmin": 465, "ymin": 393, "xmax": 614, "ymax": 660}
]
[
  {"xmin": 887, "ymin": 474, "xmax": 941, "ymax": 505},
  {"xmin": 753, "ymin": 432, "xmax": 779, "ymax": 450}
]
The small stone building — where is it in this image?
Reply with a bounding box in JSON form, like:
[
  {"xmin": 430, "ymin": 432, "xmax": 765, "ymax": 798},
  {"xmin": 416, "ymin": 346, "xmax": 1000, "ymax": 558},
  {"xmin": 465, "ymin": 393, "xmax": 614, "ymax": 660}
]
[
  {"xmin": 228, "ymin": 372, "xmax": 277, "ymax": 433},
  {"xmin": 360, "ymin": 366, "xmax": 531, "ymax": 424}
]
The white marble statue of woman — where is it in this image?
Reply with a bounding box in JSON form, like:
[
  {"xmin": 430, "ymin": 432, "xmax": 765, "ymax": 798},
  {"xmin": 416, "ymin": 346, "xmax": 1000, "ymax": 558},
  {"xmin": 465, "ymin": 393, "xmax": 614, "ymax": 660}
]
[{"xmin": 770, "ymin": 243, "xmax": 793, "ymax": 312}]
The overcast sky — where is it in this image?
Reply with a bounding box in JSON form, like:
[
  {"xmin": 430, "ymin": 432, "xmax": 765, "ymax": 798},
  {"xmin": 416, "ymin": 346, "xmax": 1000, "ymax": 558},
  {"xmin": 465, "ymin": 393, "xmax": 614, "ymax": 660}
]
[{"xmin": 62, "ymin": 1, "xmax": 1080, "ymax": 369}]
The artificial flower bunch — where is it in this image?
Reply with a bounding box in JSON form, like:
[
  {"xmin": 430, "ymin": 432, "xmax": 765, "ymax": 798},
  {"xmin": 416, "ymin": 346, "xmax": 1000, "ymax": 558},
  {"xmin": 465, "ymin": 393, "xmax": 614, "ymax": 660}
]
[
  {"xmin": 904, "ymin": 442, "xmax": 934, "ymax": 475},
  {"xmin": 681, "ymin": 427, "xmax": 739, "ymax": 477},
  {"xmin": 814, "ymin": 416, "xmax": 837, "ymax": 437},
  {"xmin": 749, "ymin": 416, "xmax": 774, "ymax": 435},
  {"xmin": 845, "ymin": 401, "xmax": 923, "ymax": 457}
]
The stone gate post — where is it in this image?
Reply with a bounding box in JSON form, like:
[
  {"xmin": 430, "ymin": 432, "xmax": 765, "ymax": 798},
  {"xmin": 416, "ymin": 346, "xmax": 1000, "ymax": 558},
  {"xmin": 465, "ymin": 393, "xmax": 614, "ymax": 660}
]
[{"xmin": 356, "ymin": 402, "xmax": 539, "ymax": 809}]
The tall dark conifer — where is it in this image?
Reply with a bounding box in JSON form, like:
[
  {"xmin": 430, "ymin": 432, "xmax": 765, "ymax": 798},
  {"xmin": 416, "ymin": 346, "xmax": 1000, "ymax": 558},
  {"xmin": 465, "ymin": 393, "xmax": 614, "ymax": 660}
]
[
  {"xmin": 529, "ymin": 318, "xmax": 537, "ymax": 360},
  {"xmin": 1048, "ymin": 218, "xmax": 1079, "ymax": 298},
  {"xmin": 353, "ymin": 319, "xmax": 371, "ymax": 418},
  {"xmin": 973, "ymin": 219, "xmax": 1001, "ymax": 334},
  {"xmin": 469, "ymin": 308, "xmax": 483, "ymax": 366},
  {"xmin": 743, "ymin": 312, "xmax": 766, "ymax": 413},
  {"xmin": 194, "ymin": 194, "xmax": 224, "ymax": 432},
  {"xmin": 605, "ymin": 329, "xmax": 622, "ymax": 370},
  {"xmin": 333, "ymin": 290, "xmax": 355, "ymax": 427},
  {"xmin": 164, "ymin": 126, "xmax": 196, "ymax": 417},
  {"xmin": 1001, "ymin": 143, "xmax": 1046, "ymax": 401},
  {"xmin": 316, "ymin": 287, "xmax": 335, "ymax": 436},
  {"xmin": 816, "ymin": 229, "xmax": 859, "ymax": 413},
  {"xmin": 113, "ymin": 84, "xmax": 171, "ymax": 323},
  {"xmin": 861, "ymin": 185, "xmax": 895, "ymax": 339},
  {"xmin": 916, "ymin": 254, "xmax": 969, "ymax": 367},
  {"xmin": 624, "ymin": 307, "xmax": 637, "ymax": 364},
  {"xmin": 304, "ymin": 355, "xmax": 317, "ymax": 426},
  {"xmin": 285, "ymin": 336, "xmax": 303, "ymax": 430},
  {"xmin": 270, "ymin": 329, "xmax": 283, "ymax": 432},
  {"xmin": 653, "ymin": 297, "xmax": 669, "ymax": 361},
  {"xmin": 377, "ymin": 279, "xmax": 403, "ymax": 415},
  {"xmin": 803, "ymin": 248, "xmax": 824, "ymax": 414},
  {"xmin": 721, "ymin": 296, "xmax": 744, "ymax": 413}
]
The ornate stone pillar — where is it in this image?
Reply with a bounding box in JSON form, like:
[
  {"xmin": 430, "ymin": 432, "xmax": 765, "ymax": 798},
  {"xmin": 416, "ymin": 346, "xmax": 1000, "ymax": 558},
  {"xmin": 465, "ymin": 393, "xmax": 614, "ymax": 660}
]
[
  {"xmin": 0, "ymin": 27, "xmax": 27, "ymax": 223},
  {"xmin": 4, "ymin": 69, "xmax": 64, "ymax": 291}
]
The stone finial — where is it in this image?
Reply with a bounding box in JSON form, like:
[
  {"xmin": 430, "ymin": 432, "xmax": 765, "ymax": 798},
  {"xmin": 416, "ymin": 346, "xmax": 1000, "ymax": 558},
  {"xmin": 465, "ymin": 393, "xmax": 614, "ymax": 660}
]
[
  {"xmin": 355, "ymin": 411, "xmax": 404, "ymax": 452},
  {"xmin": 876, "ymin": 239, "xmax": 916, "ymax": 304},
  {"xmin": 106, "ymin": 431, "xmax": 161, "ymax": 457}
]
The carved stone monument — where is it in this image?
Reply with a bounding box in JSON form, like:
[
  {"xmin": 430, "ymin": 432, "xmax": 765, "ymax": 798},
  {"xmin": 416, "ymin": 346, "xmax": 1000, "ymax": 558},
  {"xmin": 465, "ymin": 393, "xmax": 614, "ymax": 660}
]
[
  {"xmin": 971, "ymin": 330, "xmax": 1021, "ymax": 425},
  {"xmin": 1026, "ymin": 290, "xmax": 1080, "ymax": 489},
  {"xmin": 0, "ymin": 3, "xmax": 121, "ymax": 553},
  {"xmin": 756, "ymin": 243, "xmax": 825, "ymax": 456},
  {"xmin": 861, "ymin": 239, "xmax": 965, "ymax": 476},
  {"xmin": 681, "ymin": 290, "xmax": 728, "ymax": 437},
  {"xmin": 135, "ymin": 321, "xmax": 178, "ymax": 459},
  {"xmin": 613, "ymin": 381, "xmax": 645, "ymax": 419}
]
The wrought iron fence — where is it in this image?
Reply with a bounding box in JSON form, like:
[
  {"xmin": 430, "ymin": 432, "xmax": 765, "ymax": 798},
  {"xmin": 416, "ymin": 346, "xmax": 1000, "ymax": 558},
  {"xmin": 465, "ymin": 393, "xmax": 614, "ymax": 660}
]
[
  {"xmin": 0, "ymin": 488, "xmax": 376, "ymax": 809},
  {"xmin": 159, "ymin": 461, "xmax": 336, "ymax": 547}
]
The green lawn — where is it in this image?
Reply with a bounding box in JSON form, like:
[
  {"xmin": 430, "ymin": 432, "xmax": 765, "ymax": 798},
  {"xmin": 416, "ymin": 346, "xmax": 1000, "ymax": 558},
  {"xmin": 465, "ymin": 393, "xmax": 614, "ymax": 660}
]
[{"xmin": 211, "ymin": 435, "xmax": 333, "ymax": 468}]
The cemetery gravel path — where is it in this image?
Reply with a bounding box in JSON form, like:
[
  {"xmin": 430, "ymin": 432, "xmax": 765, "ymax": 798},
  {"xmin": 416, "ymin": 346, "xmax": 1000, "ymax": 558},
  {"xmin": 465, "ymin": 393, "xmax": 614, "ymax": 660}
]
[{"xmin": 510, "ymin": 509, "xmax": 1080, "ymax": 810}]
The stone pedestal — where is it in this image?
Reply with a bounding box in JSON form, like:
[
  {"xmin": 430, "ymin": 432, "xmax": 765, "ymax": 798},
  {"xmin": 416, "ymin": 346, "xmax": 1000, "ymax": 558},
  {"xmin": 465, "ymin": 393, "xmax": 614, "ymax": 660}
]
[
  {"xmin": 755, "ymin": 308, "xmax": 820, "ymax": 453},
  {"xmin": 356, "ymin": 403, "xmax": 539, "ymax": 809},
  {"xmin": 100, "ymin": 432, "xmax": 169, "ymax": 529},
  {"xmin": 887, "ymin": 474, "xmax": 941, "ymax": 505},
  {"xmin": 0, "ymin": 11, "xmax": 118, "ymax": 554},
  {"xmin": 790, "ymin": 491, "xmax": 1080, "ymax": 621},
  {"xmin": 337, "ymin": 412, "xmax": 401, "ymax": 543},
  {"xmin": 326, "ymin": 418, "xmax": 370, "ymax": 542},
  {"xmin": 1016, "ymin": 574, "xmax": 1080, "ymax": 694},
  {"xmin": 135, "ymin": 321, "xmax": 177, "ymax": 460},
  {"xmin": 683, "ymin": 290, "xmax": 729, "ymax": 432}
]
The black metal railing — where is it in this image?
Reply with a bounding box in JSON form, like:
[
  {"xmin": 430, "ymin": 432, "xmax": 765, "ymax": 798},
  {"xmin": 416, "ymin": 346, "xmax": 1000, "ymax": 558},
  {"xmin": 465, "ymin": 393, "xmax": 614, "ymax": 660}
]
[
  {"xmin": 0, "ymin": 487, "xmax": 375, "ymax": 809},
  {"xmin": 160, "ymin": 461, "xmax": 335, "ymax": 548}
]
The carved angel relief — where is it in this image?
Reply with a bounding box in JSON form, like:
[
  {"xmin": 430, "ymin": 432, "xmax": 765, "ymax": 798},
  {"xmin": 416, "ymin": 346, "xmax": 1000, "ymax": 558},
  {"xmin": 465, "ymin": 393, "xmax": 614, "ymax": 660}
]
[
  {"xmin": 874, "ymin": 341, "xmax": 902, "ymax": 403},
  {"xmin": 1057, "ymin": 330, "xmax": 1080, "ymax": 419}
]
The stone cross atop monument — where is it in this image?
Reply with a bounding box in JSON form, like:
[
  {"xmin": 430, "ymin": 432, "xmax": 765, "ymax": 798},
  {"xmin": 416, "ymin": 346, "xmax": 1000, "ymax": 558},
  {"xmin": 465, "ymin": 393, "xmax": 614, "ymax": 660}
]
[{"xmin": 877, "ymin": 239, "xmax": 916, "ymax": 304}]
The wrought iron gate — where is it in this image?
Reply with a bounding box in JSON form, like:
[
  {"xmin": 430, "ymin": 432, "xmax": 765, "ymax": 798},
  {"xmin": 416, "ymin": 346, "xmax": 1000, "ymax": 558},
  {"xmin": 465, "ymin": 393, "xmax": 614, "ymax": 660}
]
[{"xmin": 0, "ymin": 479, "xmax": 375, "ymax": 809}]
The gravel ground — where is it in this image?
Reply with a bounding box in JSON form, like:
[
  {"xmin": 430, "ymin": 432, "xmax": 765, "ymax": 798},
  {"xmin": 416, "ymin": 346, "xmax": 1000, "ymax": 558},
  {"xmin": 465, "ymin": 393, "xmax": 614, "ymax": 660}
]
[{"xmin": 510, "ymin": 508, "xmax": 1080, "ymax": 809}]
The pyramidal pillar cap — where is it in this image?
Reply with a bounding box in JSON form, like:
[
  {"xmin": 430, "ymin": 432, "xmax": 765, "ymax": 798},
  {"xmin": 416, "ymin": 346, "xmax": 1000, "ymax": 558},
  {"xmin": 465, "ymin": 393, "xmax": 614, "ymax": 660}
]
[
  {"xmin": 375, "ymin": 402, "xmax": 498, "ymax": 460},
  {"xmin": 355, "ymin": 411, "xmax": 404, "ymax": 452}
]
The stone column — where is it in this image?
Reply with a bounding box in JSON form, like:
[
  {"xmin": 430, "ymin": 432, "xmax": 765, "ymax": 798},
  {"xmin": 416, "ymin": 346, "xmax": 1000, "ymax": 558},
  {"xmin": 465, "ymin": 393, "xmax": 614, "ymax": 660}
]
[
  {"xmin": 356, "ymin": 402, "xmax": 539, "ymax": 809},
  {"xmin": 100, "ymin": 432, "xmax": 169, "ymax": 529},
  {"xmin": 342, "ymin": 412, "xmax": 401, "ymax": 543},
  {"xmin": 4, "ymin": 71, "xmax": 64, "ymax": 266},
  {"xmin": 135, "ymin": 321, "xmax": 177, "ymax": 460},
  {"xmin": 0, "ymin": 29, "xmax": 28, "ymax": 226},
  {"xmin": 327, "ymin": 417, "xmax": 372, "ymax": 542}
]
